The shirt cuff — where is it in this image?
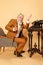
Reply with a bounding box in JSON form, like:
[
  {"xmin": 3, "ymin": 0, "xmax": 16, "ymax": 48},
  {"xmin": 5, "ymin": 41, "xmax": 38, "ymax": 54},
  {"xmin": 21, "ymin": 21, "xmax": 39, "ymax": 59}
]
[
  {"xmin": 29, "ymin": 23, "xmax": 33, "ymax": 27},
  {"xmin": 13, "ymin": 28, "xmax": 16, "ymax": 31},
  {"xmin": 26, "ymin": 20, "xmax": 30, "ymax": 24}
]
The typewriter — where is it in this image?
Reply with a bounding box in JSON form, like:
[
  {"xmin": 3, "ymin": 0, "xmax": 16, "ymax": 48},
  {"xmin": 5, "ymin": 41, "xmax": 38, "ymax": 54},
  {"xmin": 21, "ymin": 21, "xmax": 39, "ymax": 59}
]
[{"xmin": 29, "ymin": 20, "xmax": 43, "ymax": 28}]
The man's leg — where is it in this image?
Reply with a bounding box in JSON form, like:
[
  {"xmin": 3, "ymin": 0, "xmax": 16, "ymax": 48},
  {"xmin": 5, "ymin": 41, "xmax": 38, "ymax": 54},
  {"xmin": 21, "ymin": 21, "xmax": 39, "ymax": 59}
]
[
  {"xmin": 14, "ymin": 37, "xmax": 26, "ymax": 57},
  {"xmin": 14, "ymin": 38, "xmax": 26, "ymax": 52}
]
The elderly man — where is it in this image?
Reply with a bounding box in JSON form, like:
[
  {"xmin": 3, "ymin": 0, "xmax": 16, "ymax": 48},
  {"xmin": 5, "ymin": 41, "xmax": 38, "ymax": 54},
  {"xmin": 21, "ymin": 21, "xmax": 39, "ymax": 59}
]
[{"xmin": 5, "ymin": 13, "xmax": 32, "ymax": 57}]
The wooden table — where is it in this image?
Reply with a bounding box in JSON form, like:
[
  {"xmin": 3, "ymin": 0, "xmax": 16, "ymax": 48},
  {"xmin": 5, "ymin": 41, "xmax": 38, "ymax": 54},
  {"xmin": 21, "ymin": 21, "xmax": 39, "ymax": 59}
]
[{"xmin": 28, "ymin": 28, "xmax": 43, "ymax": 57}]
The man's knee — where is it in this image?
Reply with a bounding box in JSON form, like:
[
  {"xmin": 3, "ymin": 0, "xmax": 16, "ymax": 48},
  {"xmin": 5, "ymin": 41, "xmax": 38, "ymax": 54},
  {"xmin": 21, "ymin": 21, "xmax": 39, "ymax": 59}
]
[{"xmin": 22, "ymin": 39, "xmax": 26, "ymax": 44}]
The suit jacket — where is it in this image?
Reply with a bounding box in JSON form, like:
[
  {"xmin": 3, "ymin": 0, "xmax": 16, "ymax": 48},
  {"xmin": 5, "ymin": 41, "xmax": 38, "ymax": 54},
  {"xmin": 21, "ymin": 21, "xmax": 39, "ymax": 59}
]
[{"xmin": 5, "ymin": 19, "xmax": 29, "ymax": 39}]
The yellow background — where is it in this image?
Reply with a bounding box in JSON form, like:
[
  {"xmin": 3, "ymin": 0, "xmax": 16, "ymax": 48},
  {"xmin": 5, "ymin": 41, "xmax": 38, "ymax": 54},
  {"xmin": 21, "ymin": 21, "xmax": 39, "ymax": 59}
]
[
  {"xmin": 0, "ymin": 0, "xmax": 43, "ymax": 33},
  {"xmin": 0, "ymin": 0, "xmax": 43, "ymax": 65}
]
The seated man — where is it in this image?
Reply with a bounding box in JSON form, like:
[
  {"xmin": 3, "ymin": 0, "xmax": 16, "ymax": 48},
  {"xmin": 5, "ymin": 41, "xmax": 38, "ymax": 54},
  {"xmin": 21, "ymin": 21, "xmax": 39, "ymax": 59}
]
[{"xmin": 5, "ymin": 13, "xmax": 32, "ymax": 57}]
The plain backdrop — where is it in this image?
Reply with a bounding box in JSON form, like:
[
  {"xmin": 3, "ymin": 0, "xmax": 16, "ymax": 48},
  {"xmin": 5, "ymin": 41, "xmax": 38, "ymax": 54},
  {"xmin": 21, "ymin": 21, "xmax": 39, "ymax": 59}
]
[{"xmin": 0, "ymin": 0, "xmax": 43, "ymax": 65}]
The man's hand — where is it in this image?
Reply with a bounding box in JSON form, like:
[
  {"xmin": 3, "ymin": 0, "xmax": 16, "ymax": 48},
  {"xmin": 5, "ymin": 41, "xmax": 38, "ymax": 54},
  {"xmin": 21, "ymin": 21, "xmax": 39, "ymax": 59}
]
[
  {"xmin": 27, "ymin": 14, "xmax": 32, "ymax": 21},
  {"xmin": 26, "ymin": 14, "xmax": 32, "ymax": 24},
  {"xmin": 13, "ymin": 26, "xmax": 18, "ymax": 31}
]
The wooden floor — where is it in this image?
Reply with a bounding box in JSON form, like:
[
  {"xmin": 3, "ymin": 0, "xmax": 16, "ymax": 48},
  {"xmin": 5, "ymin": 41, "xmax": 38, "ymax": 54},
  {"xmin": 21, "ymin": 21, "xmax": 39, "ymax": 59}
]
[{"xmin": 0, "ymin": 47, "xmax": 43, "ymax": 65}]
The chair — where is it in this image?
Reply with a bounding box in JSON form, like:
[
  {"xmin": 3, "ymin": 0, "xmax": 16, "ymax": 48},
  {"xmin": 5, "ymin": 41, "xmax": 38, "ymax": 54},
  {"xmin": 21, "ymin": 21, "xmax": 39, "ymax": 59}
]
[{"xmin": 0, "ymin": 28, "xmax": 17, "ymax": 52}]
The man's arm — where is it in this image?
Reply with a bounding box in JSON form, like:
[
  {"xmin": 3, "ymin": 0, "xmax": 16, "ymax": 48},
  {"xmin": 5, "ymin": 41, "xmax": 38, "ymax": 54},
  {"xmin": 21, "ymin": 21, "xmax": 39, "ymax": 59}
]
[
  {"xmin": 5, "ymin": 19, "xmax": 17, "ymax": 32},
  {"xmin": 23, "ymin": 14, "xmax": 32, "ymax": 29},
  {"xmin": 5, "ymin": 19, "xmax": 14, "ymax": 32},
  {"xmin": 23, "ymin": 23, "xmax": 29, "ymax": 29}
]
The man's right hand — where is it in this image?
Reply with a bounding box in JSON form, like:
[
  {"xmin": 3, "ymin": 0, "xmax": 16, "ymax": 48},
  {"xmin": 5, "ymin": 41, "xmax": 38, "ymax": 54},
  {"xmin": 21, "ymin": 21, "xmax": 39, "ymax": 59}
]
[{"xmin": 13, "ymin": 26, "xmax": 18, "ymax": 31}]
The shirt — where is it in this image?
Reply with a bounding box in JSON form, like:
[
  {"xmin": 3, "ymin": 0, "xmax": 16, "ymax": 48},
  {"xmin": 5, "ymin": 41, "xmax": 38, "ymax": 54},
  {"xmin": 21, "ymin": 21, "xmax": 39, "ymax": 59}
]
[{"xmin": 15, "ymin": 21, "xmax": 22, "ymax": 37}]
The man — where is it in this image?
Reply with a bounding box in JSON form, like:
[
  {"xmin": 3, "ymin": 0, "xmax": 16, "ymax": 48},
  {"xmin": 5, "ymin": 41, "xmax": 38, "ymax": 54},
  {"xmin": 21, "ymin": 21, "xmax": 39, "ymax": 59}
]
[{"xmin": 5, "ymin": 13, "xmax": 32, "ymax": 57}]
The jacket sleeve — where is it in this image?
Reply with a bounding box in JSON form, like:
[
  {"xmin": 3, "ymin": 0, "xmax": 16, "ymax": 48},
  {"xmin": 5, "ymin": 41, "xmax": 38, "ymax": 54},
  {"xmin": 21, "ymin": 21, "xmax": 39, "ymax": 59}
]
[
  {"xmin": 5, "ymin": 19, "xmax": 14, "ymax": 32},
  {"xmin": 23, "ymin": 23, "xmax": 29, "ymax": 29}
]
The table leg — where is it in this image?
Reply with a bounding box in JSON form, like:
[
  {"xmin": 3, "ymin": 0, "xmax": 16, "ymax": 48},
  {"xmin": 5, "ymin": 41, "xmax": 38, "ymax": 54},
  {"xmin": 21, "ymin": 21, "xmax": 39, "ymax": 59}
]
[{"xmin": 41, "ymin": 31, "xmax": 43, "ymax": 57}]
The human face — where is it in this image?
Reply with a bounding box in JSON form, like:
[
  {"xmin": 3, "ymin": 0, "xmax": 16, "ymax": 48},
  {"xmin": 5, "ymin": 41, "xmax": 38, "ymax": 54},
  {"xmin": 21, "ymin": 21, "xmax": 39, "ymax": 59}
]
[{"xmin": 17, "ymin": 14, "xmax": 24, "ymax": 22}]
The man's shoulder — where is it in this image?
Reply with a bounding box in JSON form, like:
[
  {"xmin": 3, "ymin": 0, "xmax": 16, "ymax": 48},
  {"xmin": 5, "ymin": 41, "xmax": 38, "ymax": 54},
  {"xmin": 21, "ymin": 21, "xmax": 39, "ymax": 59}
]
[
  {"xmin": 10, "ymin": 19, "xmax": 17, "ymax": 21},
  {"xmin": 9, "ymin": 19, "xmax": 17, "ymax": 23}
]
